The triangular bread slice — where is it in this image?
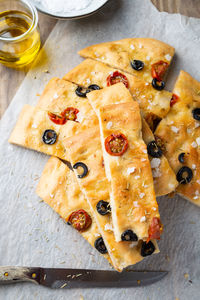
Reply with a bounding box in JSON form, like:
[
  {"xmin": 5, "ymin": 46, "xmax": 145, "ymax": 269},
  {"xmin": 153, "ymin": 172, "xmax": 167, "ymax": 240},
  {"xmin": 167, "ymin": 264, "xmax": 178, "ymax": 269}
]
[
  {"xmin": 98, "ymin": 101, "xmax": 161, "ymax": 242},
  {"xmin": 87, "ymin": 83, "xmax": 178, "ymax": 196},
  {"xmin": 63, "ymin": 59, "xmax": 172, "ymax": 130},
  {"xmin": 36, "ymin": 156, "xmax": 111, "ymax": 265},
  {"xmin": 64, "ymin": 127, "xmax": 159, "ymax": 271},
  {"xmin": 155, "ymin": 70, "xmax": 200, "ymax": 206},
  {"xmin": 78, "ymin": 38, "xmax": 174, "ymax": 83}
]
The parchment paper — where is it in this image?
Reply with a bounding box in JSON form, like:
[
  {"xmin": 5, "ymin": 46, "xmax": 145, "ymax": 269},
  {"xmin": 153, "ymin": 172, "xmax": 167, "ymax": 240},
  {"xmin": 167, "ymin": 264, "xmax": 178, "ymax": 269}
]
[{"xmin": 0, "ymin": 0, "xmax": 200, "ymax": 299}]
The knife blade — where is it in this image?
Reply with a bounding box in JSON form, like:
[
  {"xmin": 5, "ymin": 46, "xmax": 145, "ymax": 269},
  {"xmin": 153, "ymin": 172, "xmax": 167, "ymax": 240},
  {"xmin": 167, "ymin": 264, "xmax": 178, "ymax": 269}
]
[{"xmin": 0, "ymin": 266, "xmax": 167, "ymax": 288}]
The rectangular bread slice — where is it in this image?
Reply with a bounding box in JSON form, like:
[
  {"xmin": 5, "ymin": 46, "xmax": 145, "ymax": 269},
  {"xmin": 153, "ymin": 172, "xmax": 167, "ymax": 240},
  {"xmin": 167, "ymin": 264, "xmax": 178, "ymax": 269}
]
[
  {"xmin": 98, "ymin": 101, "xmax": 161, "ymax": 242},
  {"xmin": 87, "ymin": 83, "xmax": 178, "ymax": 196},
  {"xmin": 64, "ymin": 127, "xmax": 159, "ymax": 271},
  {"xmin": 36, "ymin": 157, "xmax": 111, "ymax": 265},
  {"xmin": 155, "ymin": 70, "xmax": 200, "ymax": 206},
  {"xmin": 63, "ymin": 58, "xmax": 172, "ymax": 130}
]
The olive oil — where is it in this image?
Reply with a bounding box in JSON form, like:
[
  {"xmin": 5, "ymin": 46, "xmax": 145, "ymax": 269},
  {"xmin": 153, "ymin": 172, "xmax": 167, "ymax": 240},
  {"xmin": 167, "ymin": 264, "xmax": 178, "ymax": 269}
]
[{"xmin": 0, "ymin": 10, "xmax": 40, "ymax": 67}]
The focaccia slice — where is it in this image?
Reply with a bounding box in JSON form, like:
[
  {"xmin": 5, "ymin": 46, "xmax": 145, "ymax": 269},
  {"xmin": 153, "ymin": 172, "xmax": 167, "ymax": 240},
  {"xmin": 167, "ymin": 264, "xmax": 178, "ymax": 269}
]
[
  {"xmin": 64, "ymin": 127, "xmax": 159, "ymax": 272},
  {"xmin": 78, "ymin": 38, "xmax": 174, "ymax": 83},
  {"xmin": 87, "ymin": 83, "xmax": 178, "ymax": 196},
  {"xmin": 9, "ymin": 92, "xmax": 97, "ymax": 160},
  {"xmin": 98, "ymin": 102, "xmax": 161, "ymax": 242},
  {"xmin": 63, "ymin": 59, "xmax": 172, "ymax": 130},
  {"xmin": 155, "ymin": 70, "xmax": 200, "ymax": 206},
  {"xmin": 36, "ymin": 157, "xmax": 111, "ymax": 264}
]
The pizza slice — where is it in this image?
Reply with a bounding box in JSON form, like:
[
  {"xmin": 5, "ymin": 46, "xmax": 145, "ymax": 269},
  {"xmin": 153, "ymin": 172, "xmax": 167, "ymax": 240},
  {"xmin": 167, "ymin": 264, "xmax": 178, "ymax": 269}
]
[
  {"xmin": 64, "ymin": 127, "xmax": 159, "ymax": 271},
  {"xmin": 63, "ymin": 58, "xmax": 172, "ymax": 130},
  {"xmin": 155, "ymin": 70, "xmax": 200, "ymax": 206},
  {"xmin": 87, "ymin": 83, "xmax": 178, "ymax": 196},
  {"xmin": 98, "ymin": 101, "xmax": 162, "ymax": 242},
  {"xmin": 78, "ymin": 38, "xmax": 174, "ymax": 84},
  {"xmin": 36, "ymin": 156, "xmax": 111, "ymax": 265}
]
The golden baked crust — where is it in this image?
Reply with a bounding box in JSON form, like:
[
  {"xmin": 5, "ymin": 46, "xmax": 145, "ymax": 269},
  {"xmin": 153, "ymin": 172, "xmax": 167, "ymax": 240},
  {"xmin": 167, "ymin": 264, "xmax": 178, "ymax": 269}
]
[
  {"xmin": 9, "ymin": 82, "xmax": 98, "ymax": 160},
  {"xmin": 36, "ymin": 157, "xmax": 111, "ymax": 264},
  {"xmin": 63, "ymin": 59, "xmax": 172, "ymax": 129},
  {"xmin": 64, "ymin": 127, "xmax": 158, "ymax": 271},
  {"xmin": 87, "ymin": 83, "xmax": 178, "ymax": 196},
  {"xmin": 98, "ymin": 102, "xmax": 160, "ymax": 242},
  {"xmin": 155, "ymin": 70, "xmax": 200, "ymax": 206},
  {"xmin": 78, "ymin": 38, "xmax": 175, "ymax": 82}
]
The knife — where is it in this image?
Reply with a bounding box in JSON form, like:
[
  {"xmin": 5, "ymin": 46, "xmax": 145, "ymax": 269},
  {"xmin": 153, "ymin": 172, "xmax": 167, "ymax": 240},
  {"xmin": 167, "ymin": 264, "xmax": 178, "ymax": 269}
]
[{"xmin": 0, "ymin": 266, "xmax": 167, "ymax": 288}]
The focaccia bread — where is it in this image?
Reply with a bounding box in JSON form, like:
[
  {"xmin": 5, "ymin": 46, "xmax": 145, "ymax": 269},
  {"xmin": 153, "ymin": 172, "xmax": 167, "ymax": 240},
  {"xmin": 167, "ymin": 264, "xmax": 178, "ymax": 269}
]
[
  {"xmin": 9, "ymin": 95, "xmax": 97, "ymax": 160},
  {"xmin": 87, "ymin": 83, "xmax": 178, "ymax": 196},
  {"xmin": 63, "ymin": 58, "xmax": 172, "ymax": 130},
  {"xmin": 64, "ymin": 127, "xmax": 159, "ymax": 272},
  {"xmin": 36, "ymin": 157, "xmax": 111, "ymax": 264},
  {"xmin": 98, "ymin": 102, "xmax": 161, "ymax": 242},
  {"xmin": 155, "ymin": 70, "xmax": 200, "ymax": 206},
  {"xmin": 78, "ymin": 38, "xmax": 174, "ymax": 83}
]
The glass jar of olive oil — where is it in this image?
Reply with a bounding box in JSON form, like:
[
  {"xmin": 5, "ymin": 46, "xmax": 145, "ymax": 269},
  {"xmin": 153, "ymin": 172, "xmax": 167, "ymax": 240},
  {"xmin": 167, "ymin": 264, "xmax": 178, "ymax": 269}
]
[{"xmin": 0, "ymin": 0, "xmax": 41, "ymax": 68}]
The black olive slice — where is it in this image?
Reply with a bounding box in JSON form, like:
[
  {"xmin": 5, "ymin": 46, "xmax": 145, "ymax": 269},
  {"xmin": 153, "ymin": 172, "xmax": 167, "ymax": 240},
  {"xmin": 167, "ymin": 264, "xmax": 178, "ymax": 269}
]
[
  {"xmin": 94, "ymin": 237, "xmax": 108, "ymax": 254},
  {"xmin": 178, "ymin": 152, "xmax": 185, "ymax": 163},
  {"xmin": 147, "ymin": 141, "xmax": 162, "ymax": 158},
  {"xmin": 130, "ymin": 60, "xmax": 144, "ymax": 71},
  {"xmin": 176, "ymin": 166, "xmax": 193, "ymax": 184},
  {"xmin": 75, "ymin": 86, "xmax": 88, "ymax": 98},
  {"xmin": 152, "ymin": 78, "xmax": 165, "ymax": 91},
  {"xmin": 88, "ymin": 84, "xmax": 101, "ymax": 91},
  {"xmin": 121, "ymin": 230, "xmax": 138, "ymax": 242},
  {"xmin": 73, "ymin": 162, "xmax": 88, "ymax": 178},
  {"xmin": 141, "ymin": 241, "xmax": 155, "ymax": 257},
  {"xmin": 96, "ymin": 200, "xmax": 111, "ymax": 215},
  {"xmin": 42, "ymin": 130, "xmax": 57, "ymax": 145},
  {"xmin": 192, "ymin": 108, "xmax": 200, "ymax": 121}
]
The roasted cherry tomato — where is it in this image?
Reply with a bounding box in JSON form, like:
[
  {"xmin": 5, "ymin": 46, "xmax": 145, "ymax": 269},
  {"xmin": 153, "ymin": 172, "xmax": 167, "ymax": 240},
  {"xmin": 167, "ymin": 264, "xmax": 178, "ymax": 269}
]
[
  {"xmin": 106, "ymin": 71, "xmax": 129, "ymax": 88},
  {"xmin": 147, "ymin": 217, "xmax": 163, "ymax": 242},
  {"xmin": 48, "ymin": 112, "xmax": 66, "ymax": 125},
  {"xmin": 105, "ymin": 133, "xmax": 128, "ymax": 156},
  {"xmin": 151, "ymin": 61, "xmax": 169, "ymax": 81},
  {"xmin": 170, "ymin": 94, "xmax": 179, "ymax": 107},
  {"xmin": 67, "ymin": 209, "xmax": 92, "ymax": 232},
  {"xmin": 61, "ymin": 107, "xmax": 79, "ymax": 122}
]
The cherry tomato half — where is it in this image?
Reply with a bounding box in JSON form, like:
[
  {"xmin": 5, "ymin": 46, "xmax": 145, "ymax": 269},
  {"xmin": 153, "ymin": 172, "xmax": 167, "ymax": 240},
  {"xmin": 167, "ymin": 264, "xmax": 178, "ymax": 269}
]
[
  {"xmin": 67, "ymin": 209, "xmax": 92, "ymax": 232},
  {"xmin": 48, "ymin": 112, "xmax": 66, "ymax": 125},
  {"xmin": 170, "ymin": 94, "xmax": 179, "ymax": 107},
  {"xmin": 105, "ymin": 133, "xmax": 128, "ymax": 156},
  {"xmin": 147, "ymin": 217, "xmax": 163, "ymax": 242},
  {"xmin": 106, "ymin": 71, "xmax": 129, "ymax": 88},
  {"xmin": 61, "ymin": 107, "xmax": 79, "ymax": 122},
  {"xmin": 151, "ymin": 61, "xmax": 169, "ymax": 81}
]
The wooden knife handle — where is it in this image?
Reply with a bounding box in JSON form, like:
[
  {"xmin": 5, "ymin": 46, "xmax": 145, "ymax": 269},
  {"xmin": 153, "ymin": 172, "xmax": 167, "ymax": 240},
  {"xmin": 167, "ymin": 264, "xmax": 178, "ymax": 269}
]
[{"xmin": 0, "ymin": 266, "xmax": 41, "ymax": 285}]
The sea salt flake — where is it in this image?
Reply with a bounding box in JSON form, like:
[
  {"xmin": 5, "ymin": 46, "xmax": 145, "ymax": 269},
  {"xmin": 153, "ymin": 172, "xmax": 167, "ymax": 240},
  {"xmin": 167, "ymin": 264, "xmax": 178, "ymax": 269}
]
[
  {"xmin": 196, "ymin": 137, "xmax": 200, "ymax": 146},
  {"xmin": 94, "ymin": 52, "xmax": 100, "ymax": 57},
  {"xmin": 133, "ymin": 201, "xmax": 139, "ymax": 207},
  {"xmin": 91, "ymin": 71, "xmax": 95, "ymax": 76},
  {"xmin": 86, "ymin": 78, "xmax": 91, "ymax": 84},
  {"xmin": 106, "ymin": 121, "xmax": 113, "ymax": 129},
  {"xmin": 168, "ymin": 183, "xmax": 175, "ymax": 190},
  {"xmin": 140, "ymin": 216, "xmax": 146, "ymax": 222},
  {"xmin": 151, "ymin": 158, "xmax": 161, "ymax": 169},
  {"xmin": 53, "ymin": 92, "xmax": 59, "ymax": 99},
  {"xmin": 134, "ymin": 175, "xmax": 140, "ymax": 180},
  {"xmin": 143, "ymin": 149, "xmax": 147, "ymax": 154},
  {"xmin": 139, "ymin": 193, "xmax": 145, "ymax": 199},
  {"xmin": 32, "ymin": 124, "xmax": 37, "ymax": 128},
  {"xmin": 50, "ymin": 193, "xmax": 54, "ymax": 198},
  {"xmin": 127, "ymin": 167, "xmax": 136, "ymax": 175},
  {"xmin": 191, "ymin": 141, "xmax": 197, "ymax": 148},
  {"xmin": 192, "ymin": 164, "xmax": 196, "ymax": 170},
  {"xmin": 146, "ymin": 56, "xmax": 150, "ymax": 61},
  {"xmin": 104, "ymin": 223, "xmax": 113, "ymax": 231},
  {"xmin": 171, "ymin": 126, "xmax": 179, "ymax": 133},
  {"xmin": 193, "ymin": 196, "xmax": 199, "ymax": 200},
  {"xmin": 145, "ymin": 82, "xmax": 149, "ymax": 86},
  {"xmin": 152, "ymin": 207, "xmax": 157, "ymax": 211},
  {"xmin": 138, "ymin": 43, "xmax": 143, "ymax": 48},
  {"xmin": 195, "ymin": 122, "xmax": 200, "ymax": 128},
  {"xmin": 165, "ymin": 54, "xmax": 171, "ymax": 61},
  {"xmin": 130, "ymin": 44, "xmax": 135, "ymax": 50}
]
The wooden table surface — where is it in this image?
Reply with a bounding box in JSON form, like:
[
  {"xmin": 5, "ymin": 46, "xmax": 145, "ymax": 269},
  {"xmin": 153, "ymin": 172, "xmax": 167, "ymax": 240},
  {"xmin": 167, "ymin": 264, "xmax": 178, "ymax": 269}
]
[{"xmin": 0, "ymin": 0, "xmax": 199, "ymax": 119}]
